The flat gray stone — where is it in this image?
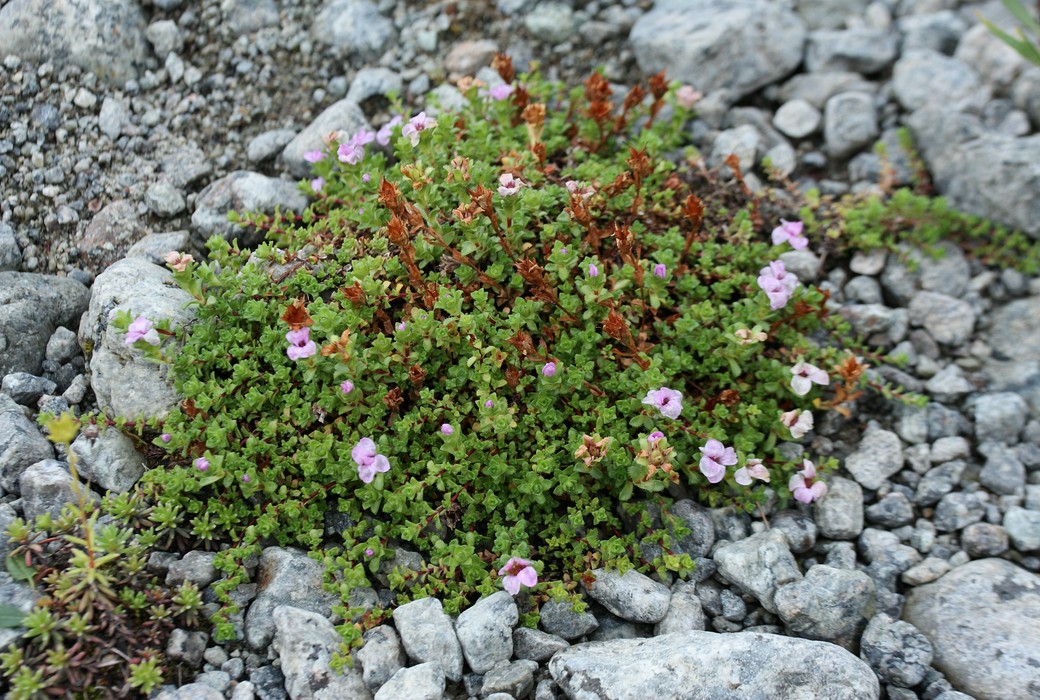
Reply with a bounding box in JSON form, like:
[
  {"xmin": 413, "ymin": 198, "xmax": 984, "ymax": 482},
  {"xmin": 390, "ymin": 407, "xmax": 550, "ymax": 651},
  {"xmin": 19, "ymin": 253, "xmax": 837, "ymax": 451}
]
[
  {"xmin": 860, "ymin": 613, "xmax": 933, "ymax": 689},
  {"xmin": 191, "ymin": 171, "xmax": 308, "ymax": 246},
  {"xmin": 392, "ymin": 597, "xmax": 463, "ymax": 682},
  {"xmin": 844, "ymin": 424, "xmax": 904, "ymax": 490},
  {"xmin": 814, "ymin": 476, "xmax": 865, "ymax": 539},
  {"xmin": 714, "ymin": 529, "xmax": 802, "ymax": 614},
  {"xmin": 584, "ymin": 568, "xmax": 671, "ymax": 624},
  {"xmin": 281, "ymin": 99, "xmax": 370, "ymax": 178},
  {"xmin": 1, "ymin": 272, "xmax": 90, "ymax": 378},
  {"xmin": 244, "ymin": 547, "xmax": 338, "ymax": 650},
  {"xmin": 774, "ymin": 565, "xmax": 876, "ymax": 649},
  {"xmin": 69, "ymin": 426, "xmax": 145, "ymax": 494},
  {"xmin": 454, "ymin": 590, "xmax": 517, "ymax": 674},
  {"xmin": 373, "ymin": 663, "xmax": 443, "ymax": 700},
  {"xmin": 356, "ymin": 625, "xmax": 406, "ymax": 692},
  {"xmin": 272, "ymin": 606, "xmax": 371, "ymax": 700}
]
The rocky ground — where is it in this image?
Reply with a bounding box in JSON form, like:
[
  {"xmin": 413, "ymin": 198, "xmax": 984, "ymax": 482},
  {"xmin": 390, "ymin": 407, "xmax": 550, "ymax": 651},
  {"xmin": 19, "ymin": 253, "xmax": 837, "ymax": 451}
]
[{"xmin": 2, "ymin": 0, "xmax": 1040, "ymax": 699}]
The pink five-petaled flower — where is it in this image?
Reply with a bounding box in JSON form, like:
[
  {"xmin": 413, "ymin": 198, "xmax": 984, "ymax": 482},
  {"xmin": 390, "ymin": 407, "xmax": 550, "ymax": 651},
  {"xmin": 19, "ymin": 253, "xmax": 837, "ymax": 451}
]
[
  {"xmin": 337, "ymin": 140, "xmax": 365, "ymax": 165},
  {"xmin": 340, "ymin": 380, "xmax": 354, "ymax": 394},
  {"xmin": 498, "ymin": 172, "xmax": 524, "ymax": 196},
  {"xmin": 734, "ymin": 458, "xmax": 770, "ymax": 485},
  {"xmin": 542, "ymin": 362, "xmax": 557, "ymax": 377},
  {"xmin": 303, "ymin": 149, "xmax": 325, "ymax": 163},
  {"xmin": 647, "ymin": 431, "xmax": 665, "ymax": 444},
  {"xmin": 790, "ymin": 362, "xmax": 829, "ymax": 396},
  {"xmin": 351, "ymin": 437, "xmax": 391, "ymax": 484},
  {"xmin": 699, "ymin": 438, "xmax": 737, "ymax": 483},
  {"xmin": 195, "ymin": 458, "xmax": 209, "ymax": 472},
  {"xmin": 676, "ymin": 85, "xmax": 702, "ymax": 109},
  {"xmin": 499, "ymin": 557, "xmax": 538, "ymax": 595},
  {"xmin": 164, "ymin": 251, "xmax": 194, "ymax": 272},
  {"xmin": 780, "ymin": 409, "xmax": 814, "ymax": 438},
  {"xmin": 757, "ymin": 260, "xmax": 799, "ymax": 311},
  {"xmin": 310, "ymin": 177, "xmax": 325, "ymax": 194},
  {"xmin": 486, "ymin": 83, "xmax": 515, "ymax": 101},
  {"xmin": 440, "ymin": 423, "xmax": 454, "ymax": 436},
  {"xmin": 125, "ymin": 316, "xmax": 160, "ymax": 346},
  {"xmin": 789, "ymin": 459, "xmax": 828, "ymax": 503},
  {"xmin": 771, "ymin": 219, "xmax": 809, "ymax": 250},
  {"xmin": 653, "ymin": 263, "xmax": 667, "ymax": 279},
  {"xmin": 286, "ymin": 328, "xmax": 317, "ymax": 361},
  {"xmin": 376, "ymin": 115, "xmax": 403, "ymax": 146},
  {"xmin": 642, "ymin": 387, "xmax": 683, "ymax": 420},
  {"xmin": 402, "ymin": 111, "xmax": 436, "ymax": 146}
]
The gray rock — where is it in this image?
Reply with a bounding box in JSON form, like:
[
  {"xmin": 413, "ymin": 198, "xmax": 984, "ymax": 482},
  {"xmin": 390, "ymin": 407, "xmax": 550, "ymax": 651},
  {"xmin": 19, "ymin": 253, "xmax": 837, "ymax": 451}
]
[
  {"xmin": 909, "ymin": 292, "xmax": 976, "ymax": 346},
  {"xmin": 954, "ymin": 23, "xmax": 1029, "ymax": 96},
  {"xmin": 481, "ymin": 659, "xmax": 538, "ymax": 698},
  {"xmin": 1, "ymin": 373, "xmax": 56, "ymax": 406},
  {"xmin": 549, "ymin": 631, "xmax": 879, "ymax": 699},
  {"xmin": 20, "ymin": 459, "xmax": 83, "ymax": 521},
  {"xmin": 356, "ymin": 625, "xmax": 406, "ymax": 692},
  {"xmin": 160, "ymin": 145, "xmax": 213, "ymax": 189},
  {"xmin": 769, "ymin": 511, "xmax": 817, "ymax": 553},
  {"xmin": 272, "ymin": 606, "xmax": 371, "ymax": 700},
  {"xmin": 0, "ymin": 394, "xmax": 54, "ymax": 493},
  {"xmin": 224, "ymin": 0, "xmax": 279, "ymax": 34},
  {"xmin": 824, "ymin": 91, "xmax": 879, "ymax": 159},
  {"xmin": 512, "ymin": 627, "xmax": 568, "ymax": 662},
  {"xmin": 246, "ymin": 129, "xmax": 296, "ymax": 164},
  {"xmin": 930, "ymin": 436, "xmax": 971, "ymax": 464},
  {"xmin": 892, "ymin": 50, "xmax": 987, "ymax": 113},
  {"xmin": 587, "ymin": 610, "xmax": 649, "ymax": 642},
  {"xmin": 859, "ymin": 613, "xmax": 933, "ymax": 688},
  {"xmin": 845, "ymin": 423, "xmax": 904, "ymax": 490},
  {"xmin": 584, "ymin": 568, "xmax": 670, "ymax": 624},
  {"xmin": 988, "ymin": 296, "xmax": 1040, "ymax": 362},
  {"xmin": 0, "ymin": 224, "xmax": 23, "ymax": 272},
  {"xmin": 898, "ymin": 11, "xmax": 968, "ymax": 54},
  {"xmin": 45, "ymin": 327, "xmax": 80, "ymax": 365},
  {"xmin": 961, "ymin": 522, "xmax": 1010, "ymax": 558},
  {"xmin": 653, "ymin": 579, "xmax": 705, "ymax": 635},
  {"xmin": 901, "ymin": 557, "xmax": 952, "ymax": 586},
  {"xmin": 154, "ymin": 684, "xmax": 224, "ymax": 700},
  {"xmin": 1013, "ymin": 65, "xmax": 1040, "ymax": 127},
  {"xmin": 167, "ymin": 628, "xmax": 209, "ymax": 667},
  {"xmin": 310, "ymin": 0, "xmax": 397, "ymax": 61},
  {"xmin": 915, "ymin": 461, "xmax": 966, "ymax": 506},
  {"xmin": 146, "ymin": 19, "xmax": 183, "ymax": 58},
  {"xmin": 714, "ymin": 529, "xmax": 802, "ymax": 614},
  {"xmin": 979, "ymin": 444, "xmax": 1026, "ymax": 495},
  {"xmin": 454, "ymin": 590, "xmax": 517, "ymax": 674},
  {"xmin": 1004, "ymin": 506, "xmax": 1040, "ymax": 551},
  {"xmin": 779, "ymin": 250, "xmax": 821, "ymax": 282},
  {"xmin": 98, "ymin": 97, "xmax": 128, "ymax": 140},
  {"xmin": 630, "ymin": 1, "xmax": 806, "ymax": 102},
  {"xmin": 777, "ymin": 71, "xmax": 877, "ymax": 109},
  {"xmin": 859, "ymin": 529, "xmax": 922, "ymax": 582},
  {"xmin": 281, "ymin": 99, "xmax": 369, "ymax": 178},
  {"xmin": 925, "ymin": 364, "xmax": 975, "ymax": 402},
  {"xmin": 806, "ymin": 28, "xmax": 898, "ymax": 73},
  {"xmin": 392, "ymin": 597, "xmax": 464, "ymax": 682},
  {"xmin": 934, "ymin": 492, "xmax": 987, "ymax": 532},
  {"xmin": 0, "ymin": 0, "xmax": 148, "ymax": 85},
  {"xmin": 165, "ymin": 551, "xmax": 218, "ymax": 589},
  {"xmin": 192, "ymin": 171, "xmax": 308, "ymax": 246},
  {"xmin": 917, "ymin": 241, "xmax": 971, "ymax": 298},
  {"xmin": 904, "ymin": 558, "xmax": 1040, "ymax": 699},
  {"xmin": 774, "ymin": 565, "xmax": 876, "ymax": 649},
  {"xmin": 666, "ymin": 500, "xmax": 715, "ymax": 559},
  {"xmin": 974, "ymin": 392, "xmax": 1028, "ymax": 443},
  {"xmin": 840, "ymin": 304, "xmax": 896, "ymax": 340},
  {"xmin": 763, "ymin": 141, "xmax": 798, "ymax": 178},
  {"xmin": 709, "ymin": 124, "xmax": 761, "ymax": 174},
  {"xmin": 844, "ymin": 276, "xmax": 883, "ymax": 304},
  {"xmin": 849, "ymin": 248, "xmax": 887, "ymax": 276},
  {"xmin": 1, "ymin": 272, "xmax": 90, "ymax": 377},
  {"xmin": 77, "ymin": 257, "xmax": 193, "ymax": 421},
  {"xmin": 346, "ymin": 67, "xmax": 404, "ymax": 105},
  {"xmin": 244, "ymin": 547, "xmax": 339, "ymax": 650},
  {"xmin": 69, "ymin": 426, "xmax": 144, "ymax": 494},
  {"xmin": 124, "ymin": 231, "xmax": 192, "ymax": 267},
  {"xmin": 814, "ymin": 476, "xmax": 865, "ymax": 539},
  {"xmin": 538, "ymin": 597, "xmax": 599, "ymax": 641},
  {"xmin": 524, "ymin": 2, "xmax": 576, "ymax": 44},
  {"xmin": 193, "ymin": 671, "xmax": 230, "ymax": 693},
  {"xmin": 866, "ymin": 491, "xmax": 915, "ymax": 528},
  {"xmin": 145, "ymin": 181, "xmax": 186, "ymax": 218},
  {"xmin": 373, "ymin": 663, "xmax": 443, "ymax": 700}
]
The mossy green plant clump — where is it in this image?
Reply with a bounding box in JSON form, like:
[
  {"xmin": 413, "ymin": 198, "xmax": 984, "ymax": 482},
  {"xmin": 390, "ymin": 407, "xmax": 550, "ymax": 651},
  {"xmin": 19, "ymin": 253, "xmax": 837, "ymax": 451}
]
[{"xmin": 140, "ymin": 59, "xmax": 869, "ymax": 648}]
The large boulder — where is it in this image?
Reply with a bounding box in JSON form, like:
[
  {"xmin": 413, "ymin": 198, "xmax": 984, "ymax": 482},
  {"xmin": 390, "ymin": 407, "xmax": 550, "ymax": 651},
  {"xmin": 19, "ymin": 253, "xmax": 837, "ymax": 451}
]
[
  {"xmin": 1, "ymin": 272, "xmax": 90, "ymax": 378},
  {"xmin": 77, "ymin": 258, "xmax": 194, "ymax": 421}
]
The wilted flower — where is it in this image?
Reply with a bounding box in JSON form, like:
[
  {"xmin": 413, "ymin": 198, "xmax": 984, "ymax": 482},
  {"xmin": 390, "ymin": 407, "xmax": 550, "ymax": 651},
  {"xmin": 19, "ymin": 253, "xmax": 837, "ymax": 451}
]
[
  {"xmin": 242, "ymin": 474, "xmax": 251, "ymax": 483},
  {"xmin": 397, "ymin": 322, "xmax": 407, "ymax": 332},
  {"xmin": 286, "ymin": 328, "xmax": 317, "ymax": 361},
  {"xmin": 351, "ymin": 437, "xmax": 391, "ymax": 484},
  {"xmin": 735, "ymin": 327, "xmax": 768, "ymax": 345},
  {"xmin": 498, "ymin": 172, "xmax": 524, "ymax": 196},
  {"xmin": 734, "ymin": 458, "xmax": 770, "ymax": 485},
  {"xmin": 499, "ymin": 556, "xmax": 538, "ymax": 595},
  {"xmin": 565, "ymin": 180, "xmax": 595, "ymax": 199},
  {"xmin": 542, "ymin": 362, "xmax": 557, "ymax": 377},
  {"xmin": 164, "ymin": 251, "xmax": 194, "ymax": 272},
  {"xmin": 771, "ymin": 219, "xmax": 808, "ymax": 250},
  {"xmin": 642, "ymin": 387, "xmax": 683, "ymax": 420},
  {"xmin": 125, "ymin": 316, "xmax": 160, "ymax": 346},
  {"xmin": 789, "ymin": 459, "xmax": 827, "ymax": 503},
  {"xmin": 699, "ymin": 438, "xmax": 737, "ymax": 483},
  {"xmin": 780, "ymin": 409, "xmax": 814, "ymax": 438},
  {"xmin": 790, "ymin": 362, "xmax": 829, "ymax": 396}
]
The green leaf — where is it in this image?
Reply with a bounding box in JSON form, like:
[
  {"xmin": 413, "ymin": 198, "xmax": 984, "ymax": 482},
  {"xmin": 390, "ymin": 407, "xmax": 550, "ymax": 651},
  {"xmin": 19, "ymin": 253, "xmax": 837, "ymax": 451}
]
[
  {"xmin": 0, "ymin": 605, "xmax": 26, "ymax": 627},
  {"xmin": 1001, "ymin": 0, "xmax": 1040, "ymax": 35},
  {"xmin": 5, "ymin": 554, "xmax": 34, "ymax": 582}
]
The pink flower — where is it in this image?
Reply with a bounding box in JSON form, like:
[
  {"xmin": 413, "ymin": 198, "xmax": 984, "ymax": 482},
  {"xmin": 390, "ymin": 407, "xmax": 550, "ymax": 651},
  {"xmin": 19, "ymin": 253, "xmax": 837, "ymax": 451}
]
[
  {"xmin": 642, "ymin": 387, "xmax": 683, "ymax": 420},
  {"xmin": 126, "ymin": 316, "xmax": 160, "ymax": 346},
  {"xmin": 242, "ymin": 474, "xmax": 251, "ymax": 483},
  {"xmin": 542, "ymin": 362, "xmax": 557, "ymax": 377},
  {"xmin": 164, "ymin": 251, "xmax": 194, "ymax": 272},
  {"xmin": 286, "ymin": 328, "xmax": 317, "ymax": 361},
  {"xmin": 337, "ymin": 140, "xmax": 365, "ymax": 165},
  {"xmin": 647, "ymin": 431, "xmax": 665, "ymax": 443},
  {"xmin": 362, "ymin": 173, "xmax": 371, "ymax": 183},
  {"xmin": 565, "ymin": 180, "xmax": 595, "ymax": 199},
  {"xmin": 734, "ymin": 458, "xmax": 770, "ymax": 485},
  {"xmin": 498, "ymin": 172, "xmax": 524, "ymax": 196},
  {"xmin": 780, "ymin": 409, "xmax": 814, "ymax": 438},
  {"xmin": 588, "ymin": 263, "xmax": 599, "ymax": 277},
  {"xmin": 376, "ymin": 115, "xmax": 403, "ymax": 146},
  {"xmin": 699, "ymin": 438, "xmax": 737, "ymax": 483},
  {"xmin": 676, "ymin": 85, "xmax": 702, "ymax": 109},
  {"xmin": 310, "ymin": 177, "xmax": 325, "ymax": 194},
  {"xmin": 790, "ymin": 362, "xmax": 828, "ymax": 396},
  {"xmin": 486, "ymin": 83, "xmax": 515, "ymax": 101},
  {"xmin": 160, "ymin": 433, "xmax": 172, "ymax": 443},
  {"xmin": 499, "ymin": 556, "xmax": 538, "ymax": 595},
  {"xmin": 365, "ymin": 547, "xmax": 375, "ymax": 557},
  {"xmin": 340, "ymin": 380, "xmax": 354, "ymax": 394},
  {"xmin": 653, "ymin": 263, "xmax": 667, "ymax": 279},
  {"xmin": 771, "ymin": 219, "xmax": 808, "ymax": 250},
  {"xmin": 484, "ymin": 399, "xmax": 494, "ymax": 409},
  {"xmin": 397, "ymin": 321, "xmax": 407, "ymax": 332},
  {"xmin": 353, "ymin": 129, "xmax": 376, "ymax": 146},
  {"xmin": 757, "ymin": 260, "xmax": 799, "ymax": 311},
  {"xmin": 195, "ymin": 457, "xmax": 209, "ymax": 472},
  {"xmin": 402, "ymin": 111, "xmax": 436, "ymax": 146},
  {"xmin": 303, "ymin": 149, "xmax": 325, "ymax": 163},
  {"xmin": 789, "ymin": 459, "xmax": 827, "ymax": 503},
  {"xmin": 440, "ymin": 423, "xmax": 454, "ymax": 436},
  {"xmin": 351, "ymin": 437, "xmax": 391, "ymax": 484}
]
